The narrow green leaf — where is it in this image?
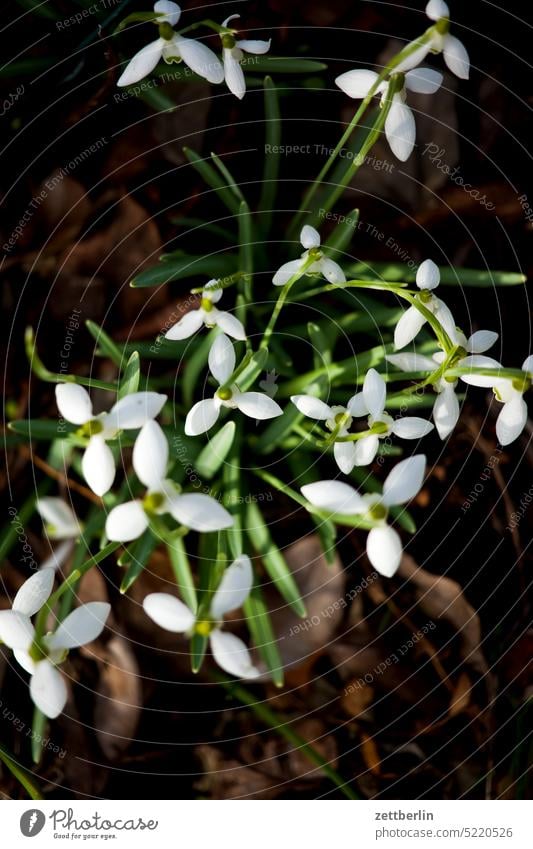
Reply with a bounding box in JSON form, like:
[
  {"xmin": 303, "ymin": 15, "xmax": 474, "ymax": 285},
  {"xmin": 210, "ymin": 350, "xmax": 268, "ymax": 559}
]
[
  {"xmin": 8, "ymin": 419, "xmax": 75, "ymax": 440},
  {"xmin": 25, "ymin": 327, "xmax": 116, "ymax": 391},
  {"xmin": 130, "ymin": 252, "xmax": 238, "ymax": 288},
  {"xmin": 31, "ymin": 707, "xmax": 47, "ymax": 765},
  {"xmin": 211, "ymin": 152, "xmax": 246, "ymax": 205},
  {"xmin": 237, "ymin": 347, "xmax": 269, "ymax": 392},
  {"xmin": 118, "ymin": 351, "xmax": 140, "ymax": 399},
  {"xmin": 307, "ymin": 321, "xmax": 332, "ymax": 368},
  {"xmin": 167, "ymin": 535, "xmax": 197, "ymax": 613},
  {"xmin": 120, "ymin": 530, "xmax": 157, "ymax": 593},
  {"xmin": 245, "ymin": 501, "xmax": 306, "ymax": 616},
  {"xmin": 259, "ymin": 77, "xmax": 281, "ymax": 233},
  {"xmin": 0, "ymin": 742, "xmax": 42, "ymax": 798},
  {"xmin": 195, "ymin": 421, "xmax": 236, "ymax": 480},
  {"xmin": 243, "ymin": 583, "xmax": 284, "ymax": 687},
  {"xmin": 191, "ymin": 631, "xmax": 209, "ymax": 673},
  {"xmin": 343, "ymin": 261, "xmax": 526, "ymax": 288},
  {"xmin": 183, "ymin": 329, "xmax": 217, "ymax": 408},
  {"xmin": 287, "ymin": 454, "xmax": 337, "ymax": 564},
  {"xmin": 242, "ymin": 57, "xmax": 327, "ymax": 74},
  {"xmin": 238, "ymin": 201, "xmax": 254, "ymax": 301},
  {"xmin": 86, "ymin": 320, "xmax": 123, "ymax": 367},
  {"xmin": 183, "ymin": 147, "xmax": 240, "ymax": 214},
  {"xmin": 324, "ymin": 208, "xmax": 359, "ymax": 255},
  {"xmin": 253, "ymin": 403, "xmax": 303, "ymax": 454},
  {"xmin": 223, "ymin": 424, "xmax": 244, "ymax": 560}
]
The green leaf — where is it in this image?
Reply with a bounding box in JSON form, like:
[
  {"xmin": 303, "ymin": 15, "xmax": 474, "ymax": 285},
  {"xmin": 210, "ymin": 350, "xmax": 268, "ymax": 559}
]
[
  {"xmin": 259, "ymin": 77, "xmax": 281, "ymax": 233},
  {"xmin": 253, "ymin": 403, "xmax": 303, "ymax": 454},
  {"xmin": 223, "ymin": 424, "xmax": 244, "ymax": 560},
  {"xmin": 343, "ymin": 261, "xmax": 526, "ymax": 287},
  {"xmin": 211, "ymin": 152, "xmax": 246, "ymax": 205},
  {"xmin": 0, "ymin": 741, "xmax": 42, "ymax": 798},
  {"xmin": 243, "ymin": 583, "xmax": 284, "ymax": 687},
  {"xmin": 190, "ymin": 631, "xmax": 209, "ymax": 673},
  {"xmin": 238, "ymin": 201, "xmax": 254, "ymax": 301},
  {"xmin": 130, "ymin": 252, "xmax": 238, "ymax": 288},
  {"xmin": 307, "ymin": 321, "xmax": 332, "ymax": 368},
  {"xmin": 245, "ymin": 501, "xmax": 306, "ymax": 617},
  {"xmin": 8, "ymin": 419, "xmax": 75, "ymax": 440},
  {"xmin": 237, "ymin": 347, "xmax": 269, "ymax": 392},
  {"xmin": 195, "ymin": 422, "xmax": 236, "ymax": 480},
  {"xmin": 242, "ymin": 57, "xmax": 327, "ymax": 74},
  {"xmin": 119, "ymin": 530, "xmax": 157, "ymax": 593},
  {"xmin": 167, "ymin": 535, "xmax": 198, "ymax": 614},
  {"xmin": 324, "ymin": 208, "xmax": 360, "ymax": 255},
  {"xmin": 183, "ymin": 147, "xmax": 241, "ymax": 214},
  {"xmin": 118, "ymin": 351, "xmax": 140, "ymax": 399},
  {"xmin": 25, "ymin": 327, "xmax": 116, "ymax": 391},
  {"xmin": 86, "ymin": 320, "xmax": 124, "ymax": 367},
  {"xmin": 287, "ymin": 455, "xmax": 337, "ymax": 564}
]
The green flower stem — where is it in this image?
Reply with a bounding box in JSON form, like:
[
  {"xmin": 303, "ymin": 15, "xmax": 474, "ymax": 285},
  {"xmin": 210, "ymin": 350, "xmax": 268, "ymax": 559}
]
[
  {"xmin": 177, "ymin": 18, "xmax": 227, "ymax": 35},
  {"xmin": 446, "ymin": 366, "xmax": 530, "ymax": 382},
  {"xmin": 25, "ymin": 327, "xmax": 116, "ymax": 392},
  {"xmin": 260, "ymin": 254, "xmax": 318, "ymax": 350}
]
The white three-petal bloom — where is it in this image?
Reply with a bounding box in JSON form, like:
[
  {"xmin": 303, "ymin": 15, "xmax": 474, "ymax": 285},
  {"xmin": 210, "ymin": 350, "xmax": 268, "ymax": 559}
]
[
  {"xmin": 394, "ymin": 259, "xmax": 457, "ymax": 349},
  {"xmin": 393, "ymin": 1, "xmax": 470, "ymax": 80},
  {"xmin": 143, "ymin": 554, "xmax": 260, "ymax": 678},
  {"xmin": 461, "ymin": 354, "xmax": 532, "ymax": 446},
  {"xmin": 55, "ymin": 384, "xmax": 167, "ymax": 496},
  {"xmin": 36, "ymin": 497, "xmax": 80, "ymax": 540},
  {"xmin": 165, "ymin": 280, "xmax": 245, "ymax": 341},
  {"xmin": 291, "ymin": 392, "xmax": 364, "ymax": 474},
  {"xmin": 301, "ymin": 455, "xmax": 426, "ymax": 577},
  {"xmin": 117, "ymin": 1, "xmax": 224, "ymax": 87},
  {"xmin": 387, "ymin": 329, "xmax": 500, "ymax": 439},
  {"xmin": 185, "ymin": 334, "xmax": 282, "ymax": 436},
  {"xmin": 105, "ymin": 420, "xmax": 233, "ymax": 542},
  {"xmin": 0, "ymin": 568, "xmax": 110, "ymax": 718},
  {"xmin": 220, "ymin": 15, "xmax": 271, "ymax": 100},
  {"xmin": 272, "ymin": 225, "xmax": 346, "ymax": 287},
  {"xmin": 335, "ymin": 66, "xmax": 443, "ymax": 161}
]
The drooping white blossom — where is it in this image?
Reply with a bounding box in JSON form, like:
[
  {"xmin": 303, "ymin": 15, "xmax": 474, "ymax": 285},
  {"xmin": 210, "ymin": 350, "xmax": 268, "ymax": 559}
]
[
  {"xmin": 36, "ymin": 498, "xmax": 81, "ymax": 540},
  {"xmin": 185, "ymin": 334, "xmax": 282, "ymax": 436},
  {"xmin": 273, "ymin": 225, "xmax": 346, "ymax": 287},
  {"xmin": 393, "ymin": 259, "xmax": 457, "ymax": 349},
  {"xmin": 336, "ymin": 66, "xmax": 443, "ymax": 161},
  {"xmin": 393, "ymin": 1, "xmax": 470, "ymax": 80},
  {"xmin": 55, "ymin": 385, "xmax": 167, "ymax": 496},
  {"xmin": 165, "ymin": 280, "xmax": 245, "ymax": 341},
  {"xmin": 0, "ymin": 568, "xmax": 110, "ymax": 718},
  {"xmin": 461, "ymin": 354, "xmax": 533, "ymax": 445},
  {"xmin": 105, "ymin": 420, "xmax": 233, "ymax": 542},
  {"xmin": 301, "ymin": 455, "xmax": 426, "ymax": 576},
  {"xmin": 387, "ymin": 329, "xmax": 500, "ymax": 439},
  {"xmin": 143, "ymin": 554, "xmax": 260, "ymax": 678},
  {"xmin": 291, "ymin": 393, "xmax": 362, "ymax": 474},
  {"xmin": 117, "ymin": 1, "xmax": 224, "ymax": 88},
  {"xmin": 220, "ymin": 15, "xmax": 271, "ymax": 100}
]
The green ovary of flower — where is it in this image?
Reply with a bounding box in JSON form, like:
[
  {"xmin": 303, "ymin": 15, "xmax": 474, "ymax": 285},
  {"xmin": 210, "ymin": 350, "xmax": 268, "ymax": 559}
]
[
  {"xmin": 201, "ymin": 297, "xmax": 214, "ymax": 313},
  {"xmin": 368, "ymin": 503, "xmax": 388, "ymax": 522},
  {"xmin": 512, "ymin": 376, "xmax": 531, "ymax": 393},
  {"xmin": 372, "ymin": 420, "xmax": 390, "ymax": 435},
  {"xmin": 143, "ymin": 492, "xmax": 165, "ymax": 513},
  {"xmin": 221, "ymin": 33, "xmax": 236, "ymax": 49},
  {"xmin": 29, "ymin": 641, "xmax": 47, "ymax": 662},
  {"xmin": 159, "ymin": 22, "xmax": 174, "ymax": 40},
  {"xmin": 195, "ymin": 619, "xmax": 215, "ymax": 636},
  {"xmin": 418, "ymin": 289, "xmax": 433, "ymax": 304},
  {"xmin": 77, "ymin": 419, "xmax": 103, "ymax": 439},
  {"xmin": 217, "ymin": 387, "xmax": 233, "ymax": 402}
]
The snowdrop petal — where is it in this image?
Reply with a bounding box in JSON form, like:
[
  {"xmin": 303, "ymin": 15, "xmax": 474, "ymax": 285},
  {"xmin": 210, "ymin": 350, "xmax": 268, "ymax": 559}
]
[
  {"xmin": 458, "ymin": 355, "xmax": 502, "ymax": 386},
  {"xmin": 363, "ymin": 368, "xmax": 386, "ymax": 419},
  {"xmin": 366, "ymin": 526, "xmax": 403, "ymax": 577},
  {"xmin": 290, "ymin": 395, "xmax": 332, "ymax": 420},
  {"xmin": 333, "ymin": 440, "xmax": 358, "ymax": 475},
  {"xmin": 36, "ymin": 497, "xmax": 80, "ymax": 539},
  {"xmin": 416, "ymin": 258, "xmax": 440, "ymax": 290},
  {"xmin": 394, "ymin": 306, "xmax": 427, "ymax": 349},
  {"xmin": 434, "ymin": 298, "xmax": 458, "ymax": 341},
  {"xmin": 385, "ymin": 95, "xmax": 416, "ymax": 161},
  {"xmin": 405, "ymin": 67, "xmax": 443, "ymax": 94},
  {"xmin": 172, "ymin": 35, "xmax": 224, "ymax": 84},
  {"xmin": 165, "ymin": 309, "xmax": 204, "ymax": 340},
  {"xmin": 30, "ymin": 661, "xmax": 67, "ymax": 719},
  {"xmin": 386, "ymin": 353, "xmax": 436, "ymax": 372},
  {"xmin": 426, "ymin": 0, "xmax": 449, "ymax": 20},
  {"xmin": 443, "ymin": 34, "xmax": 470, "ymax": 80},
  {"xmin": 353, "ymin": 434, "xmax": 379, "ymax": 466},
  {"xmin": 320, "ymin": 257, "xmax": 346, "ymax": 284},
  {"xmin": 347, "ymin": 392, "xmax": 368, "ymax": 417},
  {"xmin": 13, "ymin": 568, "xmax": 54, "ymax": 617},
  {"xmin": 132, "ymin": 420, "xmax": 168, "ymax": 489},
  {"xmin": 0, "ymin": 610, "xmax": 34, "ymax": 650},
  {"xmin": 117, "ymin": 38, "xmax": 165, "ymax": 87},
  {"xmin": 107, "ymin": 391, "xmax": 167, "ymax": 430},
  {"xmin": 301, "ymin": 480, "xmax": 366, "ymax": 515},
  {"xmin": 55, "ymin": 383, "xmax": 93, "ymax": 425},
  {"xmin": 391, "ymin": 416, "xmax": 434, "ymax": 439},
  {"xmin": 224, "ymin": 48, "xmax": 246, "ymax": 99},
  {"xmin": 185, "ymin": 398, "xmax": 220, "ymax": 436},
  {"xmin": 382, "ymin": 454, "xmax": 426, "ymax": 507},
  {"xmin": 13, "ymin": 649, "xmax": 35, "ymax": 675},
  {"xmin": 433, "ymin": 384, "xmax": 460, "ymax": 439},
  {"xmin": 154, "ymin": 0, "xmax": 181, "ymax": 26},
  {"xmin": 209, "ymin": 629, "xmax": 260, "ymax": 679},
  {"xmin": 209, "ymin": 333, "xmax": 235, "ymax": 385},
  {"xmin": 214, "ymin": 311, "xmax": 247, "ymax": 340},
  {"xmin": 394, "ymin": 42, "xmax": 432, "ymax": 74},
  {"xmin": 496, "ymin": 396, "xmax": 528, "ymax": 446},
  {"xmin": 204, "ymin": 280, "xmax": 223, "ymax": 303},
  {"xmin": 466, "ymin": 330, "xmax": 499, "ymax": 354},
  {"xmin": 168, "ymin": 493, "xmax": 233, "ymax": 532},
  {"xmin": 234, "ymin": 392, "xmax": 283, "ymax": 420},
  {"xmin": 335, "ymin": 69, "xmax": 379, "ymax": 99},
  {"xmin": 143, "ymin": 592, "xmax": 195, "ymax": 632},
  {"xmin": 300, "ymin": 225, "xmax": 321, "ymax": 249},
  {"xmin": 522, "ymin": 354, "xmax": 533, "ymax": 373},
  {"xmin": 105, "ymin": 500, "xmax": 148, "ymax": 543},
  {"xmin": 211, "ymin": 554, "xmax": 253, "ymax": 618},
  {"xmin": 82, "ymin": 436, "xmax": 115, "ymax": 497},
  {"xmin": 273, "ymin": 258, "xmax": 303, "ymax": 286},
  {"xmin": 48, "ymin": 602, "xmax": 111, "ymax": 651},
  {"xmin": 236, "ymin": 38, "xmax": 271, "ymax": 54}
]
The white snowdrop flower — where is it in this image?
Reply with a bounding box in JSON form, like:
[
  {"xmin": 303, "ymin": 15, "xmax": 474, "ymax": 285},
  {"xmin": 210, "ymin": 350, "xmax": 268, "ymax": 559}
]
[
  {"xmin": 387, "ymin": 329, "xmax": 500, "ymax": 439},
  {"xmin": 143, "ymin": 554, "xmax": 260, "ymax": 678},
  {"xmin": 105, "ymin": 420, "xmax": 233, "ymax": 542},
  {"xmin": 290, "ymin": 393, "xmax": 362, "ymax": 474},
  {"xmin": 0, "ymin": 568, "xmax": 110, "ymax": 718},
  {"xmin": 335, "ymin": 66, "xmax": 443, "ymax": 161},
  {"xmin": 301, "ymin": 455, "xmax": 426, "ymax": 576},
  {"xmin": 185, "ymin": 334, "xmax": 282, "ymax": 436},
  {"xmin": 220, "ymin": 15, "xmax": 271, "ymax": 100},
  {"xmin": 117, "ymin": 2, "xmax": 224, "ymax": 88},
  {"xmin": 165, "ymin": 280, "xmax": 246, "ymax": 341},
  {"xmin": 36, "ymin": 497, "xmax": 80, "ymax": 540},
  {"xmin": 55, "ymin": 385, "xmax": 167, "ymax": 497},
  {"xmin": 424, "ymin": 0, "xmax": 470, "ymax": 80},
  {"xmin": 394, "ymin": 259, "xmax": 457, "ymax": 349},
  {"xmin": 272, "ymin": 225, "xmax": 346, "ymax": 287},
  {"xmin": 461, "ymin": 354, "xmax": 533, "ymax": 446},
  {"xmin": 332, "ymin": 368, "xmax": 434, "ymax": 467}
]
